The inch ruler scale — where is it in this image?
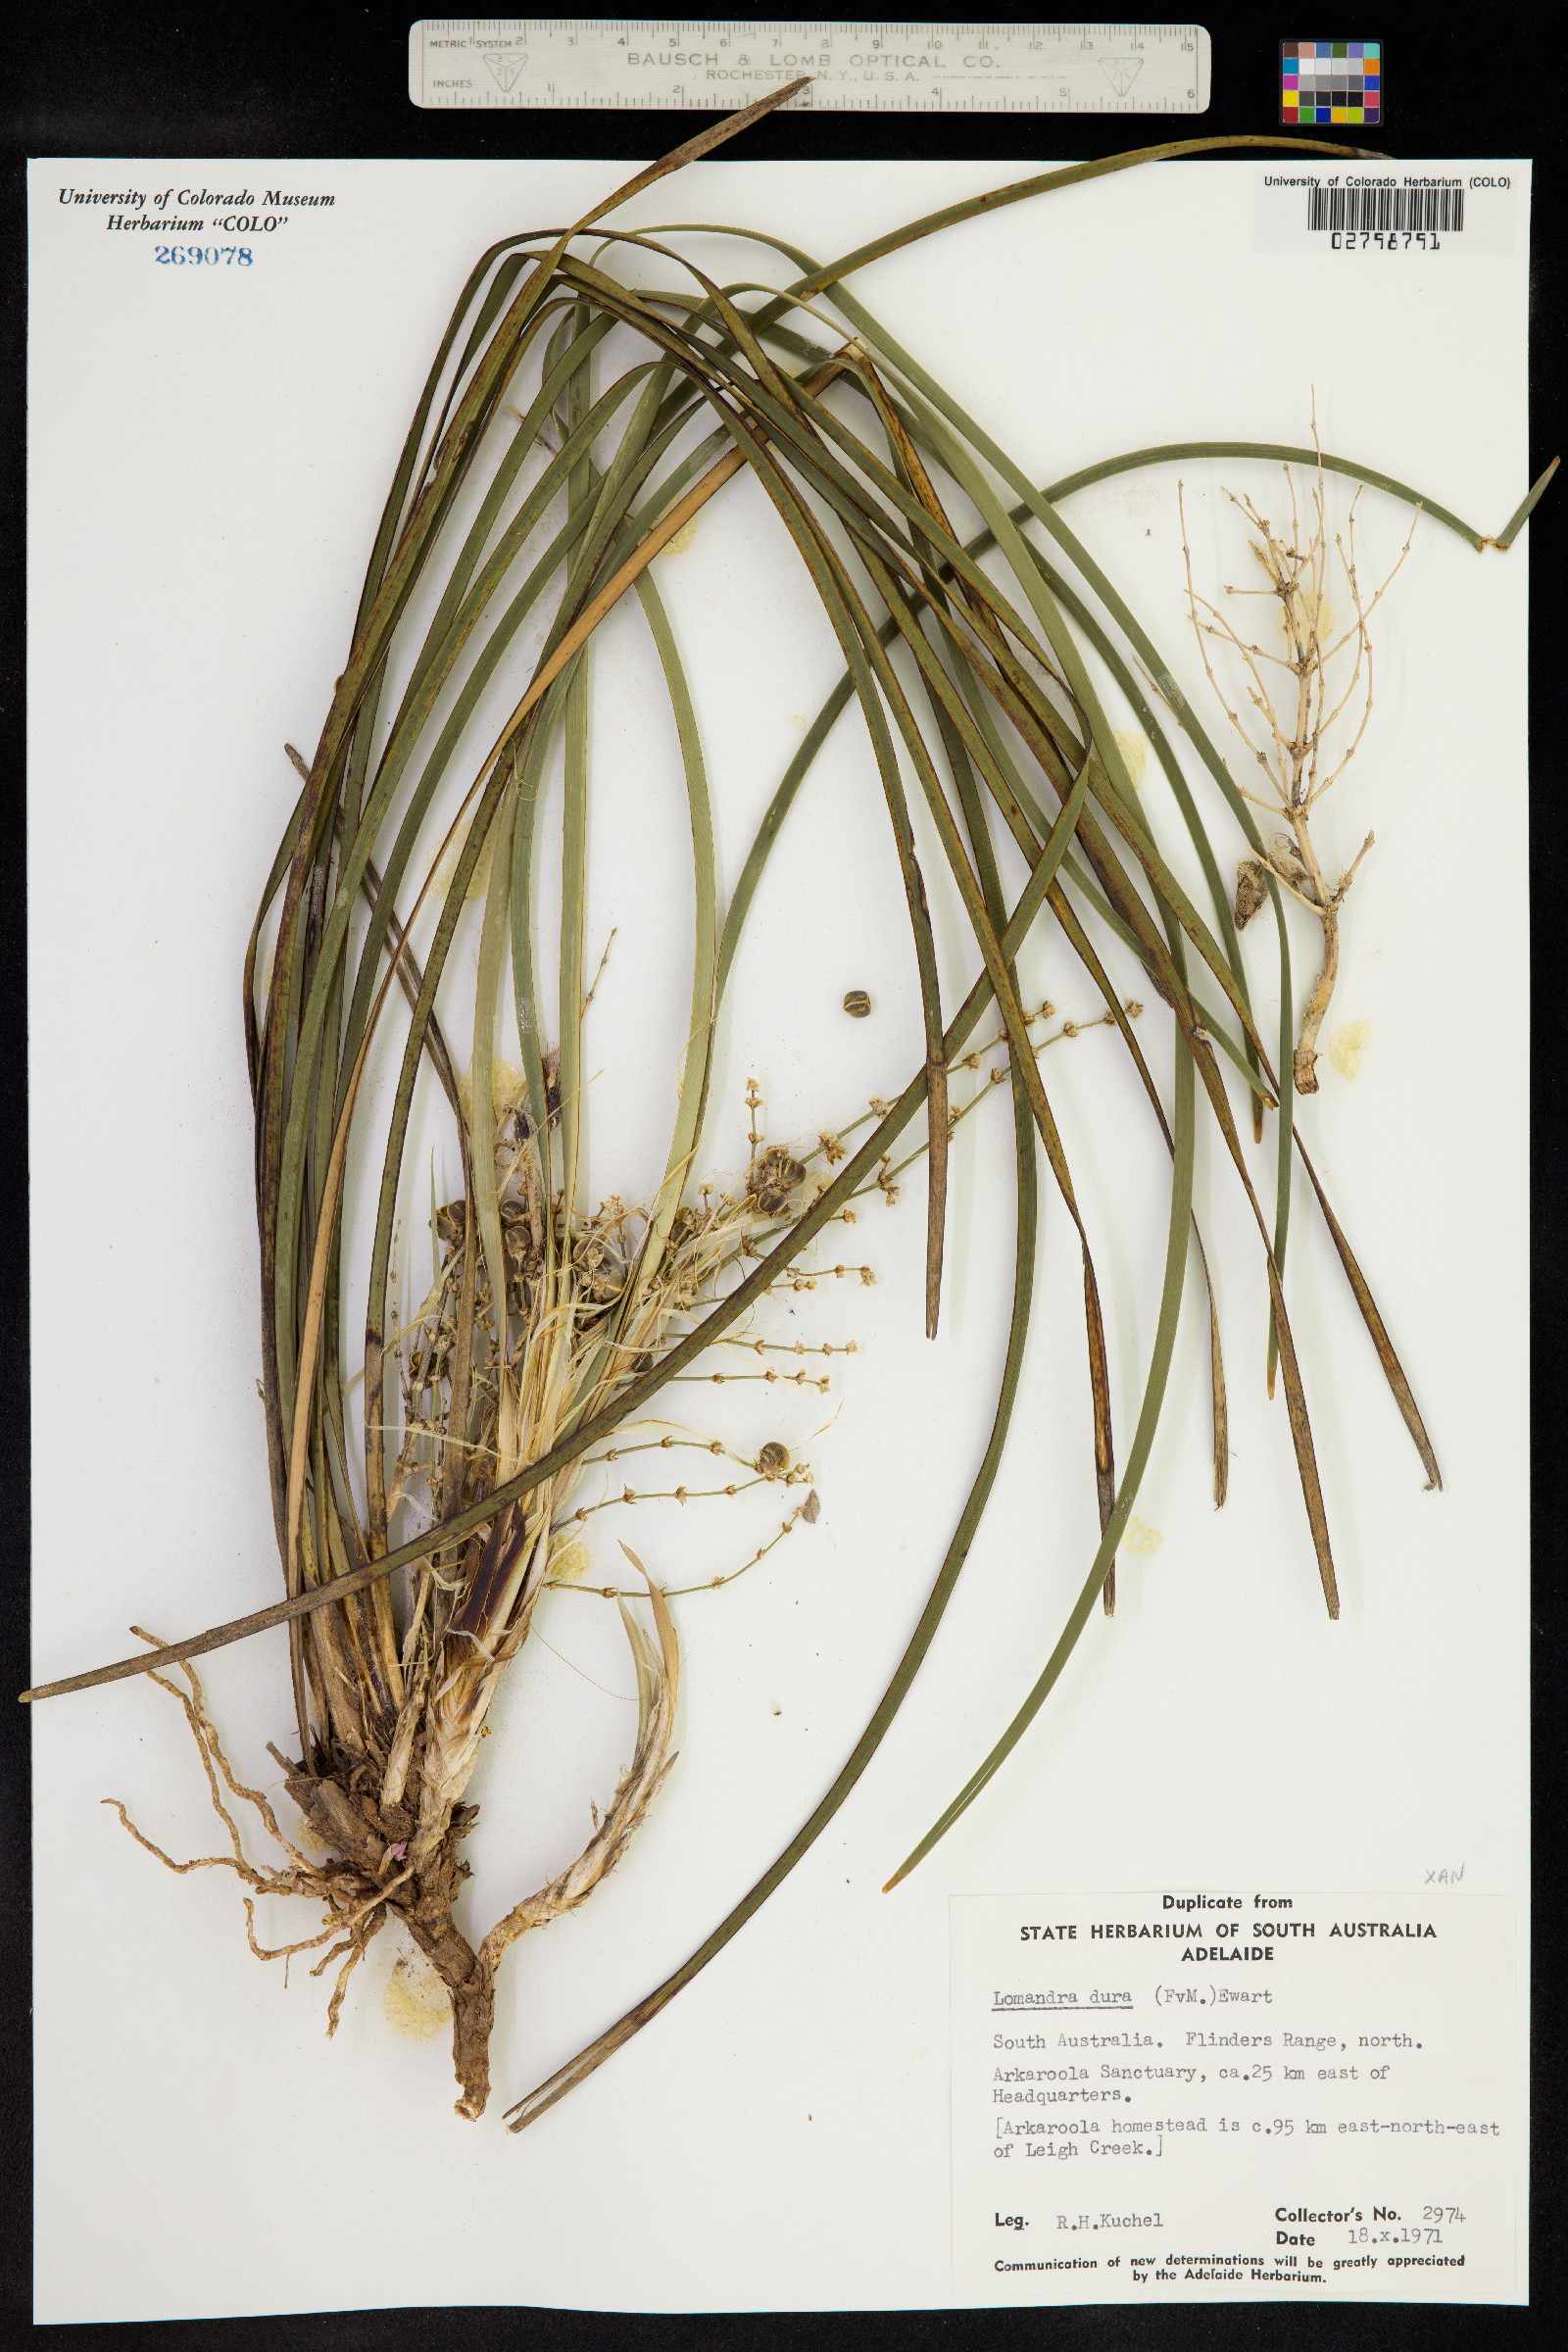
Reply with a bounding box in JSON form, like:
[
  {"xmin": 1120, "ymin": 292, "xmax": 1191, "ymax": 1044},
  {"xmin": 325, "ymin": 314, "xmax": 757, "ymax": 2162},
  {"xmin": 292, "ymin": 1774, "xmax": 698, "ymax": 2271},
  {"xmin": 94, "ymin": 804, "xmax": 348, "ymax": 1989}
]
[{"xmin": 409, "ymin": 21, "xmax": 1211, "ymax": 114}]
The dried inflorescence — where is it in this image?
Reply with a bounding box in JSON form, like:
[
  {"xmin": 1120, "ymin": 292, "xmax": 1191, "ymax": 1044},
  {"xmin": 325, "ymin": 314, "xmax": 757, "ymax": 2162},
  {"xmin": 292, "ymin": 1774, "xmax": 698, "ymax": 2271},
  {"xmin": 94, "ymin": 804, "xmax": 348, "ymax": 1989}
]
[{"xmin": 1181, "ymin": 416, "xmax": 1416, "ymax": 1093}]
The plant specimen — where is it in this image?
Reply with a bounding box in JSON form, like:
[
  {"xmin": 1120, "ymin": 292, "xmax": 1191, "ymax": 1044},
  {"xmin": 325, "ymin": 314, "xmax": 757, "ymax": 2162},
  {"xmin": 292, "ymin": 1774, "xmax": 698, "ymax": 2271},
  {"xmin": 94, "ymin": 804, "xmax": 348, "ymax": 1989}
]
[
  {"xmin": 1180, "ymin": 423, "xmax": 1416, "ymax": 1095},
  {"xmin": 24, "ymin": 94, "xmax": 1554, "ymax": 2132}
]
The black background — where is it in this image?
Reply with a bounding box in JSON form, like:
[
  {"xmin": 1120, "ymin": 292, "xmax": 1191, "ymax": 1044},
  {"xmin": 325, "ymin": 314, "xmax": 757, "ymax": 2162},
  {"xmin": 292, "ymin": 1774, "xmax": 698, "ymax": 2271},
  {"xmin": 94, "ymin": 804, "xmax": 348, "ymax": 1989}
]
[{"xmin": 2, "ymin": 3, "xmax": 1562, "ymax": 2346}]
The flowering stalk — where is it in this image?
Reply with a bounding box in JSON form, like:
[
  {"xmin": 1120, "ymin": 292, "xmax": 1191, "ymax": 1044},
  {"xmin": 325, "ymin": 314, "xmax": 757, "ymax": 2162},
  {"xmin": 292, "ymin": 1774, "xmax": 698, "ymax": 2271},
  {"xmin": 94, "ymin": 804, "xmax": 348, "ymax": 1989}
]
[{"xmin": 1181, "ymin": 420, "xmax": 1415, "ymax": 1094}]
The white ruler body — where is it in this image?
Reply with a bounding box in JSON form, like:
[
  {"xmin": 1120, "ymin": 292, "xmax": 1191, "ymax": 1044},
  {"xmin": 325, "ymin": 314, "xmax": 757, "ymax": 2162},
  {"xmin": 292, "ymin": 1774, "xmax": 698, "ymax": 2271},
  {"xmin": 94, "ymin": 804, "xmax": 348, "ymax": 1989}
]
[{"xmin": 409, "ymin": 21, "xmax": 1211, "ymax": 114}]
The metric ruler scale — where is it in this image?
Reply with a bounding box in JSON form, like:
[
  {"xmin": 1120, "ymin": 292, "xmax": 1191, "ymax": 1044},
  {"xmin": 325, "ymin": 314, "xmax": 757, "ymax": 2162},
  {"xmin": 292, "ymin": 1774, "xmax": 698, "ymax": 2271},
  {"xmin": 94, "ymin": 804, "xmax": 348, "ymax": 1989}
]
[{"xmin": 409, "ymin": 22, "xmax": 1211, "ymax": 114}]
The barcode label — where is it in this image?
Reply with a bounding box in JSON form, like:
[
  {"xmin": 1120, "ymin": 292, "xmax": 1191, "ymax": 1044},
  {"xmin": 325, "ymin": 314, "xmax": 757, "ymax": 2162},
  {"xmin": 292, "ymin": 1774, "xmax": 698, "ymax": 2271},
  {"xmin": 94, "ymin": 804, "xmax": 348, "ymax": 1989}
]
[
  {"xmin": 1255, "ymin": 166, "xmax": 1517, "ymax": 257},
  {"xmin": 1307, "ymin": 184, "xmax": 1465, "ymax": 234}
]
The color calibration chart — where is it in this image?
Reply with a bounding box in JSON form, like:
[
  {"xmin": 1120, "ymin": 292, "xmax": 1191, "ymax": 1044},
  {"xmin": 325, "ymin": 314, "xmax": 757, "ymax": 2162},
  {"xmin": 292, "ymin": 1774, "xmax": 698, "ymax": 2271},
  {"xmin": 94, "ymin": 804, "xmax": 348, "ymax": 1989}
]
[{"xmin": 1280, "ymin": 39, "xmax": 1382, "ymax": 125}]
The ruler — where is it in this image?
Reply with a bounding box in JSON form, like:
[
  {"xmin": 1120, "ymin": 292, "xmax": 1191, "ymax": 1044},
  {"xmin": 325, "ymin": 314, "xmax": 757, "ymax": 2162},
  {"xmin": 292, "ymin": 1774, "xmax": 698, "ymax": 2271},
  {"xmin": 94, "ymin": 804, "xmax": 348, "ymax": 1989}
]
[{"xmin": 409, "ymin": 22, "xmax": 1211, "ymax": 114}]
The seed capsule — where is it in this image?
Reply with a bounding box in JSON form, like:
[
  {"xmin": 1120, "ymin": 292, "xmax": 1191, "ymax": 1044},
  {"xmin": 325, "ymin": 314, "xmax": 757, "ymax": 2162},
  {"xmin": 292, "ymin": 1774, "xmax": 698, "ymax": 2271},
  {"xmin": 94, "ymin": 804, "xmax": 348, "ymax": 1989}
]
[
  {"xmin": 843, "ymin": 989, "xmax": 872, "ymax": 1018},
  {"xmin": 758, "ymin": 1441, "xmax": 790, "ymax": 1478},
  {"xmin": 434, "ymin": 1199, "xmax": 467, "ymax": 1249}
]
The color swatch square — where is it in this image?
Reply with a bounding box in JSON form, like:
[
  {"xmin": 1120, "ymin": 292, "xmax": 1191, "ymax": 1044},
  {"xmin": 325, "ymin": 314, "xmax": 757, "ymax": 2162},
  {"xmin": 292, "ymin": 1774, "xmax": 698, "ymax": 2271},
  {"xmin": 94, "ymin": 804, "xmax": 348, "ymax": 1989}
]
[{"xmin": 1281, "ymin": 38, "xmax": 1382, "ymax": 125}]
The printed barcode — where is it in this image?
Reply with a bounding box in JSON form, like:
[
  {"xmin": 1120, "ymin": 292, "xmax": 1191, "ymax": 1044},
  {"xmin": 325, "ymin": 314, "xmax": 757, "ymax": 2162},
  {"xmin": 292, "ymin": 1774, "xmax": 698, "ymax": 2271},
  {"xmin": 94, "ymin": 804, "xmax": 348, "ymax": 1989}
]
[{"xmin": 1308, "ymin": 185, "xmax": 1465, "ymax": 233}]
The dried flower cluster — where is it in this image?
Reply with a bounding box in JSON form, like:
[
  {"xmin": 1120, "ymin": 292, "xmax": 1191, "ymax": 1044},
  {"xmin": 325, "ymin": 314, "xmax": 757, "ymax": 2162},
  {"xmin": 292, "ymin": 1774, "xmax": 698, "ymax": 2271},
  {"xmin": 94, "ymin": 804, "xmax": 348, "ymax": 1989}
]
[{"xmin": 1181, "ymin": 423, "xmax": 1415, "ymax": 1093}]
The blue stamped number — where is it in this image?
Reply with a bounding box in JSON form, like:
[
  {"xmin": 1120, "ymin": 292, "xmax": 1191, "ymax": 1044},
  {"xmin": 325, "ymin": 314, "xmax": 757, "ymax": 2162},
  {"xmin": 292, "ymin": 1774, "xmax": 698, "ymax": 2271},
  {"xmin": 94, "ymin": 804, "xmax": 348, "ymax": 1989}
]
[{"xmin": 154, "ymin": 245, "xmax": 254, "ymax": 266}]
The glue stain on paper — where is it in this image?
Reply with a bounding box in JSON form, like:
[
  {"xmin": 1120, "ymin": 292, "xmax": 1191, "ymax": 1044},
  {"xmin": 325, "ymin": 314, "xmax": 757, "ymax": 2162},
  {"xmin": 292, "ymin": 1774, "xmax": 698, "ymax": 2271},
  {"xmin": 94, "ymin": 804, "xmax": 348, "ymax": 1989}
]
[
  {"xmin": 1327, "ymin": 1019, "xmax": 1373, "ymax": 1079},
  {"xmin": 1112, "ymin": 731, "xmax": 1148, "ymax": 791},
  {"xmin": 456, "ymin": 1056, "xmax": 525, "ymax": 1136},
  {"xmin": 664, "ymin": 515, "xmax": 699, "ymax": 554},
  {"xmin": 428, "ymin": 807, "xmax": 494, "ymax": 905},
  {"xmin": 465, "ymin": 820, "xmax": 503, "ymax": 904},
  {"xmin": 787, "ymin": 712, "xmax": 808, "ymax": 731},
  {"xmin": 1278, "ymin": 587, "xmax": 1334, "ymax": 646},
  {"xmin": 549, "ymin": 1536, "xmax": 591, "ymax": 1585},
  {"xmin": 1121, "ymin": 1517, "xmax": 1163, "ymax": 1556},
  {"xmin": 384, "ymin": 1945, "xmax": 452, "ymax": 2040}
]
